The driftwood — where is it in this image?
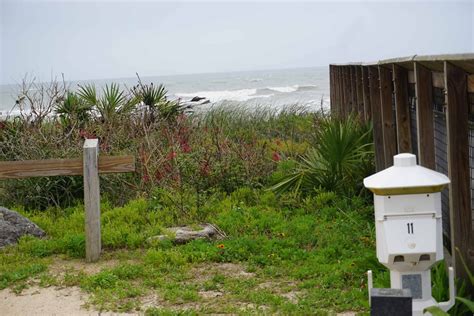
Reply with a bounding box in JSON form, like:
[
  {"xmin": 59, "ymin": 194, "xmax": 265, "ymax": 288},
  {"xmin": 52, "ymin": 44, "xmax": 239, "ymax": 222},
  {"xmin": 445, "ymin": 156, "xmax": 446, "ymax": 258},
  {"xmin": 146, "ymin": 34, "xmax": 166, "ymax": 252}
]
[{"xmin": 147, "ymin": 223, "xmax": 226, "ymax": 245}]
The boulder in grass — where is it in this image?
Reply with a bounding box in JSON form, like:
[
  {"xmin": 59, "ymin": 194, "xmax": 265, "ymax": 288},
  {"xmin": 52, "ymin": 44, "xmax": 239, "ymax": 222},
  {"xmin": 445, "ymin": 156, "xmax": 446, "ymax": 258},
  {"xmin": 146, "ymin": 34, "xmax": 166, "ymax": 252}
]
[
  {"xmin": 171, "ymin": 223, "xmax": 226, "ymax": 244},
  {"xmin": 0, "ymin": 207, "xmax": 46, "ymax": 248}
]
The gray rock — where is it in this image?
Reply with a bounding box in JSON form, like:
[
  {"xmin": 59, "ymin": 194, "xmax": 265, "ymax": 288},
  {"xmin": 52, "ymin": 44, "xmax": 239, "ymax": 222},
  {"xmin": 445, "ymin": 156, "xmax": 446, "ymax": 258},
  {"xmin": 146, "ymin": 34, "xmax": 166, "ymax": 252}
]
[
  {"xmin": 147, "ymin": 223, "xmax": 226, "ymax": 245},
  {"xmin": 0, "ymin": 207, "xmax": 46, "ymax": 248},
  {"xmin": 172, "ymin": 223, "xmax": 225, "ymax": 244},
  {"xmin": 190, "ymin": 96, "xmax": 206, "ymax": 102}
]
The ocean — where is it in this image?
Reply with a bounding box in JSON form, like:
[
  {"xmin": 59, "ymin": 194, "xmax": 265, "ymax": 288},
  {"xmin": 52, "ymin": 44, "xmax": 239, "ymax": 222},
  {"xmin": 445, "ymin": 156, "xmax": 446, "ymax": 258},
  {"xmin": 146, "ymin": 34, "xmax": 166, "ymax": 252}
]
[{"xmin": 0, "ymin": 66, "xmax": 329, "ymax": 116}]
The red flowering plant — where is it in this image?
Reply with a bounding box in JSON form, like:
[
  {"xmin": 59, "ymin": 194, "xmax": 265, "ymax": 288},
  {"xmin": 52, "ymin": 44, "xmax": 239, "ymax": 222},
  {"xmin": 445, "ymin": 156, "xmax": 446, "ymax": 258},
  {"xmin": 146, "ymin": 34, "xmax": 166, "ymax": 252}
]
[{"xmin": 272, "ymin": 151, "xmax": 281, "ymax": 162}]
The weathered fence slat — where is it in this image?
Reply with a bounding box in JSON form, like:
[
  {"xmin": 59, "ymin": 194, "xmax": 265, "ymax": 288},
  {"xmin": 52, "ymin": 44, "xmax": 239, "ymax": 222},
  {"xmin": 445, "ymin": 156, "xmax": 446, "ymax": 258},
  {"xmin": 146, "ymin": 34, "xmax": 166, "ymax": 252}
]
[
  {"xmin": 336, "ymin": 67, "xmax": 343, "ymax": 116},
  {"xmin": 369, "ymin": 66, "xmax": 385, "ymax": 171},
  {"xmin": 356, "ymin": 66, "xmax": 364, "ymax": 120},
  {"xmin": 379, "ymin": 66, "xmax": 397, "ymax": 167},
  {"xmin": 329, "ymin": 65, "xmax": 337, "ymax": 113},
  {"xmin": 340, "ymin": 67, "xmax": 345, "ymax": 117},
  {"xmin": 350, "ymin": 66, "xmax": 357, "ymax": 114},
  {"xmin": 445, "ymin": 61, "xmax": 474, "ymax": 283},
  {"xmin": 362, "ymin": 66, "xmax": 371, "ymax": 121},
  {"xmin": 393, "ymin": 64, "xmax": 412, "ymax": 153},
  {"xmin": 414, "ymin": 62, "xmax": 436, "ymax": 169},
  {"xmin": 0, "ymin": 155, "xmax": 135, "ymax": 179},
  {"xmin": 343, "ymin": 66, "xmax": 351, "ymax": 118}
]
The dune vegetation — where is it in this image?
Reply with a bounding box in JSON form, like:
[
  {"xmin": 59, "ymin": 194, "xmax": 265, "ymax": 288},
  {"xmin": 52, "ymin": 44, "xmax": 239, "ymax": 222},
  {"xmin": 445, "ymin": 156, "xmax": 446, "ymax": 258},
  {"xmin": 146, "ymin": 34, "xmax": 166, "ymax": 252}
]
[{"xmin": 4, "ymin": 78, "xmax": 464, "ymax": 315}]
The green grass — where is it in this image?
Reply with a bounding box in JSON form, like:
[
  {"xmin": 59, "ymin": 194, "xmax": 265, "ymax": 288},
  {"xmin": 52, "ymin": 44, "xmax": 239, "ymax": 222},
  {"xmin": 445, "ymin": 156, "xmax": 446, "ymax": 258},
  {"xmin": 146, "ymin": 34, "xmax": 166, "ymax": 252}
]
[{"xmin": 0, "ymin": 189, "xmax": 386, "ymax": 314}]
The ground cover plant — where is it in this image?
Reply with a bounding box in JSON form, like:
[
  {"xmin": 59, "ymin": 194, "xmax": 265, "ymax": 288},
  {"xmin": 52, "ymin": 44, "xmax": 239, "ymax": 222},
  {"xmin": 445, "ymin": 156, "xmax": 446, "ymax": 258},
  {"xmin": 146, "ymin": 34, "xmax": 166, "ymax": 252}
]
[
  {"xmin": 0, "ymin": 189, "xmax": 387, "ymax": 314},
  {"xmin": 270, "ymin": 115, "xmax": 373, "ymax": 197}
]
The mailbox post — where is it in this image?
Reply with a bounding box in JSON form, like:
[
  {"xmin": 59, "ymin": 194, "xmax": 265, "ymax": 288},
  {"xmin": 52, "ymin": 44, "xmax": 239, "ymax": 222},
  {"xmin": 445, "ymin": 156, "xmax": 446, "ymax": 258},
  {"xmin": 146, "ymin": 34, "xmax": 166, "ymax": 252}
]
[{"xmin": 364, "ymin": 153, "xmax": 455, "ymax": 315}]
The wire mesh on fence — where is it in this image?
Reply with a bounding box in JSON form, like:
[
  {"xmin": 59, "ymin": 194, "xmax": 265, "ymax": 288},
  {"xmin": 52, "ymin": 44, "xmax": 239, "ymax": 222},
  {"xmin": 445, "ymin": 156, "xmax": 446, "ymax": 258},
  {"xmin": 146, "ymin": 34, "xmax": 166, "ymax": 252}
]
[
  {"xmin": 469, "ymin": 92, "xmax": 474, "ymax": 231},
  {"xmin": 433, "ymin": 87, "xmax": 450, "ymax": 239},
  {"xmin": 392, "ymin": 82, "xmax": 398, "ymax": 147}
]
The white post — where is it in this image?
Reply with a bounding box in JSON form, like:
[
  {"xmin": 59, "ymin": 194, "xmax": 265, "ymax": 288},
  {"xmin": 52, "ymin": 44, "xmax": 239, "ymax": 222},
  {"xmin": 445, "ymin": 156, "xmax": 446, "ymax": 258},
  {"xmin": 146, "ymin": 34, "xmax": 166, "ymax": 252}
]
[
  {"xmin": 367, "ymin": 270, "xmax": 373, "ymax": 306},
  {"xmin": 83, "ymin": 139, "xmax": 101, "ymax": 262}
]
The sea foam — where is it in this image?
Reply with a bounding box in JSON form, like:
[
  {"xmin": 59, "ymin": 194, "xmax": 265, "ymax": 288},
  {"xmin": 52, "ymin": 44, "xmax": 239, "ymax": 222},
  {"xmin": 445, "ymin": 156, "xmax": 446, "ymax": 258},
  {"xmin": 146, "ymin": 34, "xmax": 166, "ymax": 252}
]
[
  {"xmin": 175, "ymin": 84, "xmax": 318, "ymax": 103},
  {"xmin": 176, "ymin": 88, "xmax": 272, "ymax": 103}
]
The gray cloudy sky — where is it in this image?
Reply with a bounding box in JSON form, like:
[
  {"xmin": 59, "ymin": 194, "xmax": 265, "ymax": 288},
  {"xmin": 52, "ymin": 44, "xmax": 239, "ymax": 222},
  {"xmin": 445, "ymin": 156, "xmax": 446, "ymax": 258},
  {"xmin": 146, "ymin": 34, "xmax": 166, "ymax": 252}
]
[{"xmin": 0, "ymin": 0, "xmax": 473, "ymax": 84}]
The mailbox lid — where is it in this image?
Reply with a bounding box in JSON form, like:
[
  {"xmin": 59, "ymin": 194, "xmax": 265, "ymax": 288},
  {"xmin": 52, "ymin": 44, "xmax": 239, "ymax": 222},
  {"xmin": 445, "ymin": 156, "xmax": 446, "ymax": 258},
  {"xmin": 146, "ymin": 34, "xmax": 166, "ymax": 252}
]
[
  {"xmin": 373, "ymin": 194, "xmax": 441, "ymax": 219},
  {"xmin": 364, "ymin": 153, "xmax": 450, "ymax": 195}
]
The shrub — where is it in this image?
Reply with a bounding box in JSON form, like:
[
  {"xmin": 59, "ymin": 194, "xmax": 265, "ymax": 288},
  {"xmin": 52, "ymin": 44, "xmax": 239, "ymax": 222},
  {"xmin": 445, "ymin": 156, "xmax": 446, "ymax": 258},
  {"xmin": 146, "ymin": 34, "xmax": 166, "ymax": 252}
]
[
  {"xmin": 131, "ymin": 74, "xmax": 191, "ymax": 123},
  {"xmin": 55, "ymin": 91, "xmax": 92, "ymax": 128},
  {"xmin": 77, "ymin": 83, "xmax": 139, "ymax": 125},
  {"xmin": 270, "ymin": 115, "xmax": 374, "ymax": 197}
]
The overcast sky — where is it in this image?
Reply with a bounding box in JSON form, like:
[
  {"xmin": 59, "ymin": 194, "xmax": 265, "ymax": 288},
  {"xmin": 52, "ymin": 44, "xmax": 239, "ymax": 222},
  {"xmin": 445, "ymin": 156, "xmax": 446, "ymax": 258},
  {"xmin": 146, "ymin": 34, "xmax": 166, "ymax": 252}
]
[{"xmin": 0, "ymin": 0, "xmax": 473, "ymax": 84}]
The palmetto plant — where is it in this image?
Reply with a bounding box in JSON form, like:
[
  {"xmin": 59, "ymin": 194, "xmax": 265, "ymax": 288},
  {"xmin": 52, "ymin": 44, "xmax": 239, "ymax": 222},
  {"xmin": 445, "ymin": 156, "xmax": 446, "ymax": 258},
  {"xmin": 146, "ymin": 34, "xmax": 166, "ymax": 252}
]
[
  {"xmin": 132, "ymin": 74, "xmax": 190, "ymax": 123},
  {"xmin": 140, "ymin": 82, "xmax": 167, "ymax": 107},
  {"xmin": 54, "ymin": 91, "xmax": 92, "ymax": 128},
  {"xmin": 270, "ymin": 115, "xmax": 374, "ymax": 196},
  {"xmin": 77, "ymin": 83, "xmax": 138, "ymax": 123}
]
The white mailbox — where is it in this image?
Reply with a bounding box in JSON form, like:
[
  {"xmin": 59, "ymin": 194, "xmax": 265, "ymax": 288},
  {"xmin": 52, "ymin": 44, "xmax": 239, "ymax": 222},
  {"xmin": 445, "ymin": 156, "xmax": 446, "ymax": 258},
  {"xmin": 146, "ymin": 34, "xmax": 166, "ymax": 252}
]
[{"xmin": 364, "ymin": 153, "xmax": 455, "ymax": 315}]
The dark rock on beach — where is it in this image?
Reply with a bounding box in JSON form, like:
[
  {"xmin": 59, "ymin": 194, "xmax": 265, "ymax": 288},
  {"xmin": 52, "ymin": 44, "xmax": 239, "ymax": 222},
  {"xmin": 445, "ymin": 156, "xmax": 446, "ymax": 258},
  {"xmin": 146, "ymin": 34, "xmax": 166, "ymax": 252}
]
[
  {"xmin": 0, "ymin": 207, "xmax": 46, "ymax": 248},
  {"xmin": 190, "ymin": 96, "xmax": 206, "ymax": 102},
  {"xmin": 182, "ymin": 96, "xmax": 211, "ymax": 107}
]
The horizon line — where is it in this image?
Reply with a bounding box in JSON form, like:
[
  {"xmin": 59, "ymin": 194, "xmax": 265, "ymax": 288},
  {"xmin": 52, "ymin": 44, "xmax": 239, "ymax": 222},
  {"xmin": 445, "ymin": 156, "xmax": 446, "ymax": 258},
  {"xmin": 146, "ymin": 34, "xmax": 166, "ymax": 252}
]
[{"xmin": 0, "ymin": 64, "xmax": 329, "ymax": 86}]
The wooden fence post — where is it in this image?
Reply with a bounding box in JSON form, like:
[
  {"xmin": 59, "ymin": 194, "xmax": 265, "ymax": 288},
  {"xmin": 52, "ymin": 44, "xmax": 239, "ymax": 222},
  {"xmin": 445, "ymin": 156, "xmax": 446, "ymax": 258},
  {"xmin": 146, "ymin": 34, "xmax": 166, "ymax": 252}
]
[
  {"xmin": 369, "ymin": 66, "xmax": 385, "ymax": 171},
  {"xmin": 83, "ymin": 139, "xmax": 101, "ymax": 262},
  {"xmin": 444, "ymin": 62, "xmax": 474, "ymax": 284},
  {"xmin": 379, "ymin": 66, "xmax": 397, "ymax": 167},
  {"xmin": 393, "ymin": 64, "xmax": 412, "ymax": 153},
  {"xmin": 414, "ymin": 62, "xmax": 436, "ymax": 169}
]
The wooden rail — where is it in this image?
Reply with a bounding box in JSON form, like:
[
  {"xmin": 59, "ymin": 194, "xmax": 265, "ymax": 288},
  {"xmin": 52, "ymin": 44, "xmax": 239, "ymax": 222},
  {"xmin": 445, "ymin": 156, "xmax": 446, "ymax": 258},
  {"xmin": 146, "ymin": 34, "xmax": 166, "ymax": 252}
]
[
  {"xmin": 0, "ymin": 156, "xmax": 135, "ymax": 179},
  {"xmin": 330, "ymin": 53, "xmax": 474, "ymax": 287}
]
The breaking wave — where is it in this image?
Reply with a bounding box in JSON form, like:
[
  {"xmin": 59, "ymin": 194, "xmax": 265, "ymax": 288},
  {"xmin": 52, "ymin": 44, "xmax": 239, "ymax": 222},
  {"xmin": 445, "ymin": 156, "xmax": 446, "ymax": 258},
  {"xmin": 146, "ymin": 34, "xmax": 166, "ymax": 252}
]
[
  {"xmin": 175, "ymin": 84, "xmax": 319, "ymax": 103},
  {"xmin": 176, "ymin": 88, "xmax": 271, "ymax": 103}
]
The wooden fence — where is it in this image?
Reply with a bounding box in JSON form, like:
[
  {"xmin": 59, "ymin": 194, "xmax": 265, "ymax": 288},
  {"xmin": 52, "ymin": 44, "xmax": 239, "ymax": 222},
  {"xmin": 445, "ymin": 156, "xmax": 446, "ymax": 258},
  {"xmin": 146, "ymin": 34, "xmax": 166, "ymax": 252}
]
[
  {"xmin": 329, "ymin": 54, "xmax": 474, "ymax": 284},
  {"xmin": 0, "ymin": 139, "xmax": 135, "ymax": 262}
]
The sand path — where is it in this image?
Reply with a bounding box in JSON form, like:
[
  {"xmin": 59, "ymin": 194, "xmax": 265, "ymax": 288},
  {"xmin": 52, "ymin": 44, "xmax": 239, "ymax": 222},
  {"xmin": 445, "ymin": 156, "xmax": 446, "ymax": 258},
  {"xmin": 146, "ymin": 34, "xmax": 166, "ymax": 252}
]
[{"xmin": 0, "ymin": 286, "xmax": 135, "ymax": 316}]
